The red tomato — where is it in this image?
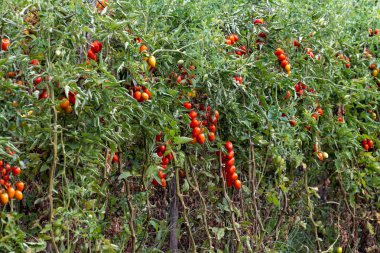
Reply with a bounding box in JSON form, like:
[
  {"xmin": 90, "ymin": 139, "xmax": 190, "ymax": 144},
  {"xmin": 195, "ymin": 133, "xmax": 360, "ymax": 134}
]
[
  {"xmin": 30, "ymin": 59, "xmax": 40, "ymax": 66},
  {"xmin": 12, "ymin": 167, "xmax": 21, "ymax": 176},
  {"xmin": 112, "ymin": 154, "xmax": 119, "ymax": 163},
  {"xmin": 34, "ymin": 77, "xmax": 42, "ymax": 85},
  {"xmin": 280, "ymin": 60, "xmax": 289, "ymax": 68},
  {"xmin": 183, "ymin": 102, "xmax": 192, "ymax": 109},
  {"xmin": 226, "ymin": 157, "xmax": 235, "ymax": 167},
  {"xmin": 190, "ymin": 119, "xmax": 200, "ymax": 128},
  {"xmin": 158, "ymin": 145, "xmax": 166, "ymax": 153},
  {"xmin": 230, "ymin": 173, "xmax": 238, "ymax": 181},
  {"xmin": 277, "ymin": 54, "xmax": 286, "ymax": 61},
  {"xmin": 192, "ymin": 127, "xmax": 201, "ymax": 137},
  {"xmin": 233, "ymin": 180, "xmax": 242, "ymax": 189},
  {"xmin": 293, "ymin": 39, "xmax": 301, "ymax": 47},
  {"xmin": 1, "ymin": 38, "xmax": 10, "ymax": 51},
  {"xmin": 368, "ymin": 139, "xmax": 374, "ymax": 148},
  {"xmin": 161, "ymin": 178, "xmax": 167, "ymax": 188},
  {"xmin": 225, "ymin": 141, "xmax": 233, "ymax": 151},
  {"xmin": 253, "ymin": 18, "xmax": 264, "ymax": 25},
  {"xmin": 189, "ymin": 110, "xmax": 197, "ymax": 119},
  {"xmin": 289, "ymin": 119, "xmax": 296, "ymax": 126},
  {"xmin": 227, "ymin": 165, "xmax": 236, "ymax": 175},
  {"xmin": 133, "ymin": 91, "xmax": 142, "ymax": 101},
  {"xmin": 87, "ymin": 49, "xmax": 97, "ymax": 61},
  {"xmin": 90, "ymin": 41, "xmax": 103, "ymax": 53},
  {"xmin": 274, "ymin": 48, "xmax": 284, "ymax": 55},
  {"xmin": 197, "ymin": 133, "xmax": 205, "ymax": 144},
  {"xmin": 208, "ymin": 124, "xmax": 216, "ymax": 132},
  {"xmin": 208, "ymin": 132, "xmax": 215, "ymax": 142},
  {"xmin": 161, "ymin": 157, "xmax": 169, "ymax": 165}
]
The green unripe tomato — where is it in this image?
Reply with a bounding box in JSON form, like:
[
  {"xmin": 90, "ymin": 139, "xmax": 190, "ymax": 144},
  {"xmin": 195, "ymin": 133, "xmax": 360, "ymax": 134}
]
[{"xmin": 336, "ymin": 246, "xmax": 342, "ymax": 253}]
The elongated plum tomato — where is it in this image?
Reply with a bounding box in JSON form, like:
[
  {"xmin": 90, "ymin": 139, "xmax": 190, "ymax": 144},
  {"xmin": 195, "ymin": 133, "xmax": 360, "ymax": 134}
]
[
  {"xmin": 190, "ymin": 119, "xmax": 199, "ymax": 128},
  {"xmin": 16, "ymin": 182, "xmax": 24, "ymax": 191},
  {"xmin": 231, "ymin": 173, "xmax": 238, "ymax": 181},
  {"xmin": 90, "ymin": 40, "xmax": 102, "ymax": 53},
  {"xmin": 14, "ymin": 190, "xmax": 23, "ymax": 201},
  {"xmin": 225, "ymin": 141, "xmax": 233, "ymax": 151},
  {"xmin": 192, "ymin": 127, "xmax": 201, "ymax": 137},
  {"xmin": 0, "ymin": 193, "xmax": 9, "ymax": 205},
  {"xmin": 197, "ymin": 133, "xmax": 205, "ymax": 144},
  {"xmin": 34, "ymin": 77, "xmax": 42, "ymax": 85},
  {"xmin": 141, "ymin": 92, "xmax": 149, "ymax": 101},
  {"xmin": 208, "ymin": 132, "xmax": 215, "ymax": 142},
  {"xmin": 189, "ymin": 110, "xmax": 197, "ymax": 119},
  {"xmin": 7, "ymin": 187, "xmax": 15, "ymax": 199},
  {"xmin": 234, "ymin": 179, "xmax": 242, "ymax": 189},
  {"xmin": 1, "ymin": 38, "xmax": 10, "ymax": 51},
  {"xmin": 87, "ymin": 49, "xmax": 97, "ymax": 61}
]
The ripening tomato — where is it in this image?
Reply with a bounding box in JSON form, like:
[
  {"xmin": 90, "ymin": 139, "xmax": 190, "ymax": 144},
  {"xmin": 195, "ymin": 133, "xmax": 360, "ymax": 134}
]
[
  {"xmin": 60, "ymin": 99, "xmax": 70, "ymax": 110},
  {"xmin": 317, "ymin": 152, "xmax": 324, "ymax": 161},
  {"xmin": 274, "ymin": 48, "xmax": 284, "ymax": 56},
  {"xmin": 133, "ymin": 91, "xmax": 142, "ymax": 101},
  {"xmin": 96, "ymin": 0, "xmax": 108, "ymax": 10},
  {"xmin": 190, "ymin": 118, "xmax": 200, "ymax": 128},
  {"xmin": 289, "ymin": 119, "xmax": 296, "ymax": 126},
  {"xmin": 30, "ymin": 59, "xmax": 40, "ymax": 66},
  {"xmin": 368, "ymin": 139, "xmax": 374, "ymax": 149},
  {"xmin": 253, "ymin": 18, "xmax": 264, "ymax": 25},
  {"xmin": 0, "ymin": 193, "xmax": 9, "ymax": 205},
  {"xmin": 280, "ymin": 60, "xmax": 289, "ymax": 68},
  {"xmin": 189, "ymin": 110, "xmax": 197, "ymax": 119},
  {"xmin": 284, "ymin": 64, "xmax": 291, "ymax": 72},
  {"xmin": 65, "ymin": 105, "xmax": 73, "ymax": 114},
  {"xmin": 7, "ymin": 187, "xmax": 15, "ymax": 199},
  {"xmin": 233, "ymin": 180, "xmax": 241, "ymax": 189},
  {"xmin": 183, "ymin": 102, "xmax": 192, "ymax": 109},
  {"xmin": 229, "ymin": 35, "xmax": 235, "ymax": 44},
  {"xmin": 192, "ymin": 127, "xmax": 201, "ymax": 138},
  {"xmin": 284, "ymin": 90, "xmax": 291, "ymax": 100},
  {"xmin": 227, "ymin": 165, "xmax": 236, "ymax": 175},
  {"xmin": 161, "ymin": 178, "xmax": 167, "ymax": 188},
  {"xmin": 225, "ymin": 141, "xmax": 233, "ymax": 151},
  {"xmin": 12, "ymin": 167, "xmax": 21, "ymax": 176},
  {"xmin": 147, "ymin": 55, "xmax": 156, "ymax": 68},
  {"xmin": 141, "ymin": 92, "xmax": 149, "ymax": 101},
  {"xmin": 197, "ymin": 133, "xmax": 205, "ymax": 144},
  {"xmin": 232, "ymin": 34, "xmax": 239, "ymax": 42},
  {"xmin": 226, "ymin": 157, "xmax": 235, "ymax": 167},
  {"xmin": 208, "ymin": 132, "xmax": 215, "ymax": 142},
  {"xmin": 158, "ymin": 170, "xmax": 166, "ymax": 179},
  {"xmin": 208, "ymin": 124, "xmax": 216, "ymax": 132},
  {"xmin": 139, "ymin": 44, "xmax": 148, "ymax": 53},
  {"xmin": 87, "ymin": 49, "xmax": 97, "ymax": 61},
  {"xmin": 225, "ymin": 39, "xmax": 232, "ymax": 45},
  {"xmin": 227, "ymin": 150, "xmax": 234, "ymax": 159},
  {"xmin": 278, "ymin": 54, "xmax": 286, "ymax": 61},
  {"xmin": 317, "ymin": 108, "xmax": 324, "ymax": 116},
  {"xmin": 1, "ymin": 38, "xmax": 10, "ymax": 51},
  {"xmin": 14, "ymin": 190, "xmax": 23, "ymax": 200},
  {"xmin": 230, "ymin": 173, "xmax": 238, "ymax": 181}
]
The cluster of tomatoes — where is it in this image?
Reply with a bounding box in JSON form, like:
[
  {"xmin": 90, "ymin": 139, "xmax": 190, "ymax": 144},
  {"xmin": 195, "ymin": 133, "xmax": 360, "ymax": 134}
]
[
  {"xmin": 368, "ymin": 28, "xmax": 379, "ymax": 37},
  {"xmin": 274, "ymin": 48, "xmax": 291, "ymax": 75},
  {"xmin": 152, "ymin": 133, "xmax": 171, "ymax": 188},
  {"xmin": 184, "ymin": 102, "xmax": 219, "ymax": 144},
  {"xmin": 294, "ymin": 81, "xmax": 315, "ymax": 97},
  {"xmin": 87, "ymin": 40, "xmax": 103, "ymax": 62},
  {"xmin": 219, "ymin": 141, "xmax": 241, "ymax": 189},
  {"xmin": 369, "ymin": 63, "xmax": 379, "ymax": 77},
  {"xmin": 59, "ymin": 91, "xmax": 77, "ymax": 114},
  {"xmin": 1, "ymin": 37, "xmax": 10, "ymax": 51},
  {"xmin": 0, "ymin": 160, "xmax": 25, "ymax": 205},
  {"xmin": 335, "ymin": 53, "xmax": 351, "ymax": 68},
  {"xmin": 225, "ymin": 33, "xmax": 239, "ymax": 46},
  {"xmin": 167, "ymin": 61, "xmax": 196, "ymax": 86},
  {"xmin": 311, "ymin": 107, "xmax": 324, "ymax": 121},
  {"xmin": 135, "ymin": 38, "xmax": 156, "ymax": 69},
  {"xmin": 313, "ymin": 144, "xmax": 329, "ymax": 161},
  {"xmin": 361, "ymin": 139, "xmax": 375, "ymax": 151},
  {"xmin": 130, "ymin": 85, "xmax": 152, "ymax": 102}
]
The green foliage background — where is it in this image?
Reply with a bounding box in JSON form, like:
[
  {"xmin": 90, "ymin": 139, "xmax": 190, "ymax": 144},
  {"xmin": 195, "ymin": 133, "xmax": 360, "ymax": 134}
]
[{"xmin": 0, "ymin": 0, "xmax": 379, "ymax": 252}]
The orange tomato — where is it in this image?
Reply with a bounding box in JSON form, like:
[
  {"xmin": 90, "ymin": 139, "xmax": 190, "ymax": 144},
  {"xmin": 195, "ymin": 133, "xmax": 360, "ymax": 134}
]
[
  {"xmin": 7, "ymin": 187, "xmax": 15, "ymax": 199},
  {"xmin": 14, "ymin": 190, "xmax": 23, "ymax": 201},
  {"xmin": 16, "ymin": 181, "xmax": 25, "ymax": 191}
]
